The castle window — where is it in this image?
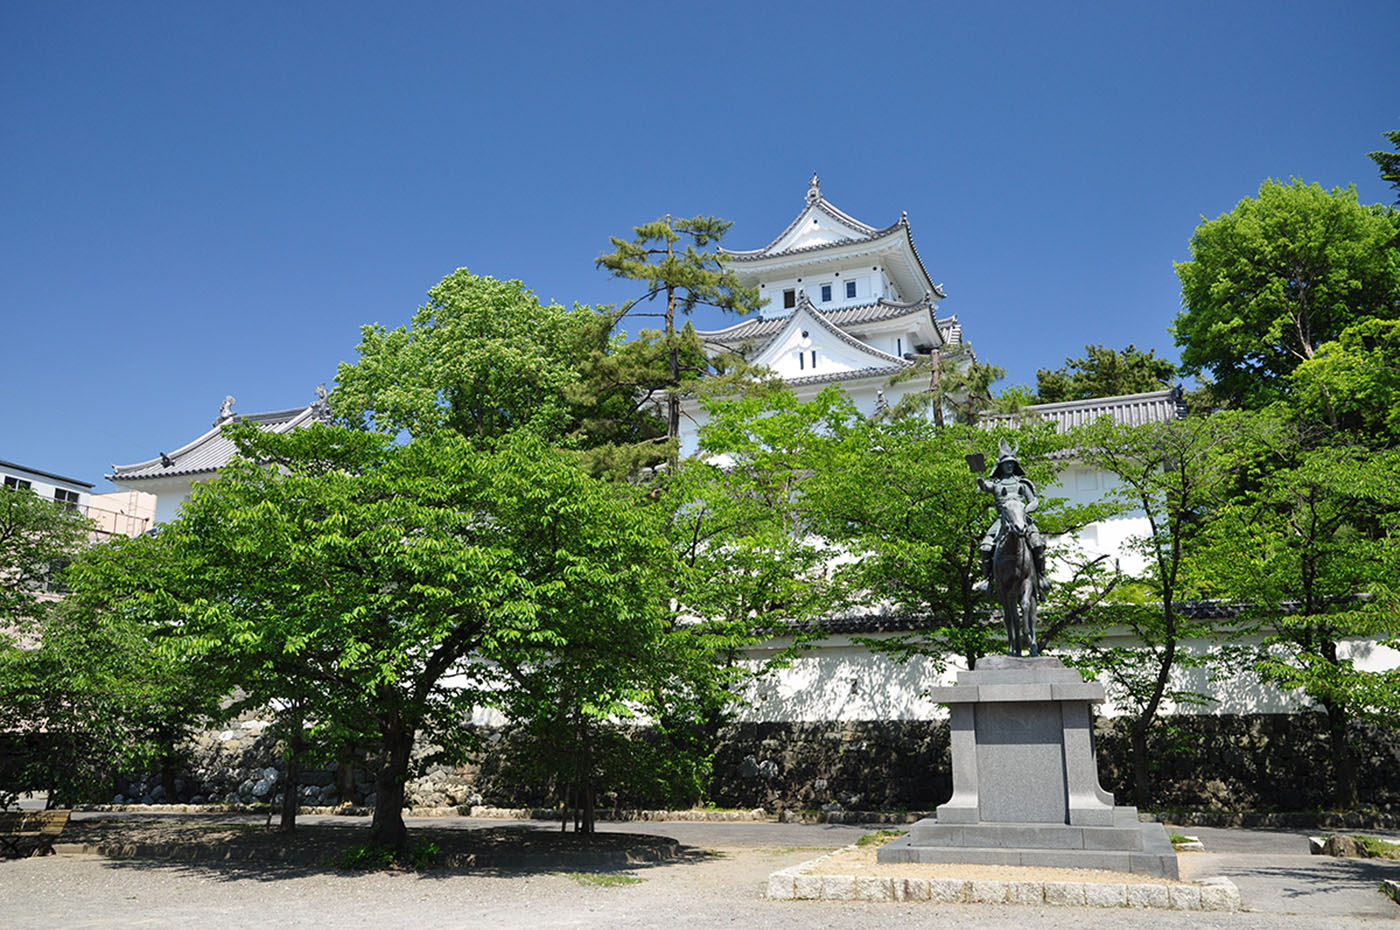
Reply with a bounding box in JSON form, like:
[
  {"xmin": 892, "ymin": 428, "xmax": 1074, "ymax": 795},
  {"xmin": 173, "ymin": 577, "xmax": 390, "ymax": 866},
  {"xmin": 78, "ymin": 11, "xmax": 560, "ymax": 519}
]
[
  {"xmin": 820, "ymin": 284, "xmax": 832, "ymax": 302},
  {"xmin": 797, "ymin": 351, "xmax": 804, "ymax": 370},
  {"xmin": 783, "ymin": 289, "xmax": 796, "ymax": 309},
  {"xmin": 846, "ymin": 280, "xmax": 856, "ymax": 299},
  {"xmin": 811, "ymin": 350, "xmax": 817, "ymax": 369}
]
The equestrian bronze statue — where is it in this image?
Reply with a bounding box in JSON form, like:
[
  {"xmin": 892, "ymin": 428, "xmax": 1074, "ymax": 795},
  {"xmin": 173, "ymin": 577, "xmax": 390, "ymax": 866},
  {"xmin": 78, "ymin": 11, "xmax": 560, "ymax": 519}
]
[{"xmin": 968, "ymin": 440, "xmax": 1047, "ymax": 657}]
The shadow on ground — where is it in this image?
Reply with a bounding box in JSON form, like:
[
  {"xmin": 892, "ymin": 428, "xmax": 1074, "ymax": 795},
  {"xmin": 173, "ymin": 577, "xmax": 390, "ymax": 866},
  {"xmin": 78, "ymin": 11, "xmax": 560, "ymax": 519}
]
[{"xmin": 53, "ymin": 819, "xmax": 715, "ymax": 883}]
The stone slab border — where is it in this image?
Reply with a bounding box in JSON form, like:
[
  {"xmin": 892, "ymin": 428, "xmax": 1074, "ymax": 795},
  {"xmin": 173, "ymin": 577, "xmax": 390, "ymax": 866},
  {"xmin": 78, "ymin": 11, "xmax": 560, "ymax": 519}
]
[
  {"xmin": 1382, "ymin": 879, "xmax": 1399, "ymax": 905},
  {"xmin": 766, "ymin": 844, "xmax": 1241, "ymax": 910}
]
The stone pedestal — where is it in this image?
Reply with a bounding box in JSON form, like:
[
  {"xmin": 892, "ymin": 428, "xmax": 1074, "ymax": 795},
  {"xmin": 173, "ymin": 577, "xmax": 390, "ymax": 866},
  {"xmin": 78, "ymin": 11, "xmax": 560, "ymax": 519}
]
[{"xmin": 877, "ymin": 656, "xmax": 1178, "ymax": 878}]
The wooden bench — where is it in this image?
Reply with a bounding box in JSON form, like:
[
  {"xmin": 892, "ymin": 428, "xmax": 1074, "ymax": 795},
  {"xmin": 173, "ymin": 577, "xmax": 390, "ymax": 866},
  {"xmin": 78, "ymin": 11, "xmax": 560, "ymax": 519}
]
[{"xmin": 0, "ymin": 809, "xmax": 71, "ymax": 858}]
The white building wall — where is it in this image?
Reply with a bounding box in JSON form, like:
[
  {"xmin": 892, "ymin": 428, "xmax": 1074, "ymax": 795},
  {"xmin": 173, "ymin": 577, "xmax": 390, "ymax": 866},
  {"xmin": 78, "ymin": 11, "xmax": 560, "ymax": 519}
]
[{"xmin": 734, "ymin": 632, "xmax": 1400, "ymax": 723}]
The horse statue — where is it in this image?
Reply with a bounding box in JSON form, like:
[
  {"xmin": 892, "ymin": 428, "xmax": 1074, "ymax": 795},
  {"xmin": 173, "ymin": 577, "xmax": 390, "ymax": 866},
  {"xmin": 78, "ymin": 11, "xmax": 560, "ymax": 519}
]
[
  {"xmin": 991, "ymin": 495, "xmax": 1040, "ymax": 656},
  {"xmin": 969, "ymin": 440, "xmax": 1047, "ymax": 657}
]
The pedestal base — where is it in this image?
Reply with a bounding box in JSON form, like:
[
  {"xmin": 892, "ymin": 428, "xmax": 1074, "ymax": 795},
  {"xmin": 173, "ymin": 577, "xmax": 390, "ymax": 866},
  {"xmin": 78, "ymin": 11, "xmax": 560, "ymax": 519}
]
[{"xmin": 875, "ymin": 656, "xmax": 1179, "ymax": 879}]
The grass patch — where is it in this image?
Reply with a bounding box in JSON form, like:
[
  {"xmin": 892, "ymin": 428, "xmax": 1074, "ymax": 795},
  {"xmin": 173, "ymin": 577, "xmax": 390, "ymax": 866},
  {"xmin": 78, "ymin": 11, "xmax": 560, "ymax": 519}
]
[
  {"xmin": 1352, "ymin": 835, "xmax": 1400, "ymax": 859},
  {"xmin": 855, "ymin": 829, "xmax": 907, "ymax": 848},
  {"xmin": 559, "ymin": 871, "xmax": 643, "ymax": 887},
  {"xmin": 334, "ymin": 838, "xmax": 440, "ymax": 871}
]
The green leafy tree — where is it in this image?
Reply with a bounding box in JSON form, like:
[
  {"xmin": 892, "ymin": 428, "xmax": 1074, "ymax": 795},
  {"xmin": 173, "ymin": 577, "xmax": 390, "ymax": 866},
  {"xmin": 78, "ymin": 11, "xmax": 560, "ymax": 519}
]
[
  {"xmin": 0, "ymin": 485, "xmax": 89, "ymax": 634},
  {"xmin": 1291, "ymin": 318, "xmax": 1400, "ymax": 443},
  {"xmin": 596, "ymin": 215, "xmax": 762, "ymax": 456},
  {"xmin": 1035, "ymin": 344, "xmax": 1176, "ymax": 403},
  {"xmin": 1071, "ymin": 413, "xmax": 1255, "ymax": 806},
  {"xmin": 1202, "ymin": 434, "xmax": 1400, "ymax": 807},
  {"xmin": 121, "ymin": 423, "xmax": 668, "ymax": 853},
  {"xmin": 1173, "ymin": 179, "xmax": 1400, "ymax": 409},
  {"xmin": 1, "ymin": 544, "xmax": 223, "ymax": 811},
  {"xmin": 884, "ymin": 342, "xmax": 1005, "ymax": 426},
  {"xmin": 332, "ymin": 269, "xmax": 594, "ymax": 444},
  {"xmin": 802, "ymin": 414, "xmax": 1078, "ymax": 670},
  {"xmin": 1369, "ymin": 128, "xmax": 1400, "ymax": 205}
]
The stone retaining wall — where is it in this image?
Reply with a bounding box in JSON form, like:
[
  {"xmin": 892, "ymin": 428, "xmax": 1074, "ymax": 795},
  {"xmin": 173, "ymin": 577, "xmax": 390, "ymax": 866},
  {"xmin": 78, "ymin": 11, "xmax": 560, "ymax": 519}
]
[{"xmin": 112, "ymin": 712, "xmax": 1400, "ymax": 815}]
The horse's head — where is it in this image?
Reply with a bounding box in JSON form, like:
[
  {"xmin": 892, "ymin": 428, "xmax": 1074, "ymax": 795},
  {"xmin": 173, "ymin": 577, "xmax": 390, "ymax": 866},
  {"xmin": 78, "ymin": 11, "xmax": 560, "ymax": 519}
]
[{"xmin": 998, "ymin": 496, "xmax": 1030, "ymax": 536}]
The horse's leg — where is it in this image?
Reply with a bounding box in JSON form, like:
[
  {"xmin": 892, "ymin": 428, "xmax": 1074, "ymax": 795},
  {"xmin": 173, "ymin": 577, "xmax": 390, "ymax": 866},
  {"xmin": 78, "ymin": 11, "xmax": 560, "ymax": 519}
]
[{"xmin": 1023, "ymin": 581, "xmax": 1039, "ymax": 657}]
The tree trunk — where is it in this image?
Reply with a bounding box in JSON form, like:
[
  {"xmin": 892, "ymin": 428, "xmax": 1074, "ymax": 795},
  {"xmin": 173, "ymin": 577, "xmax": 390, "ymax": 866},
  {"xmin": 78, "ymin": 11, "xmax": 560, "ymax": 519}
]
[
  {"xmin": 1129, "ymin": 720, "xmax": 1152, "ymax": 808},
  {"xmin": 369, "ymin": 721, "xmax": 414, "ymax": 855},
  {"xmin": 277, "ymin": 706, "xmax": 307, "ymax": 832},
  {"xmin": 1323, "ymin": 695, "xmax": 1358, "ymax": 809}
]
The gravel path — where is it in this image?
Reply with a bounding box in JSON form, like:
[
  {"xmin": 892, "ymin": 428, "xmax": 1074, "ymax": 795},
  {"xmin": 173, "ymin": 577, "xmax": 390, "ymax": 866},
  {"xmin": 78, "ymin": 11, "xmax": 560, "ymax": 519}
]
[{"xmin": 2, "ymin": 816, "xmax": 1395, "ymax": 929}]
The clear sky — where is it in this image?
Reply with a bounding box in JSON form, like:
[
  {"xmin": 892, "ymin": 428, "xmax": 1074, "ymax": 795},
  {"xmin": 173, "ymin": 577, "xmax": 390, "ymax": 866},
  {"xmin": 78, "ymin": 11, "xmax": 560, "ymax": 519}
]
[{"xmin": 3, "ymin": 1, "xmax": 1397, "ymax": 488}]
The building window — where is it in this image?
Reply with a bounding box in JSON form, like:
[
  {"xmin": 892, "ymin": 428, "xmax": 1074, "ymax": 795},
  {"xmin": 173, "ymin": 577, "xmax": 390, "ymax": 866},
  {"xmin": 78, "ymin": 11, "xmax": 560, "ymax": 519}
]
[
  {"xmin": 896, "ymin": 337, "xmax": 903, "ymax": 357},
  {"xmin": 783, "ymin": 289, "xmax": 796, "ymax": 309},
  {"xmin": 3, "ymin": 476, "xmax": 31, "ymax": 491},
  {"xmin": 811, "ymin": 350, "xmax": 817, "ymax": 369},
  {"xmin": 820, "ymin": 284, "xmax": 832, "ymax": 302},
  {"xmin": 54, "ymin": 488, "xmax": 79, "ymax": 511},
  {"xmin": 846, "ymin": 280, "xmax": 856, "ymax": 299},
  {"xmin": 797, "ymin": 351, "xmax": 804, "ymax": 370}
]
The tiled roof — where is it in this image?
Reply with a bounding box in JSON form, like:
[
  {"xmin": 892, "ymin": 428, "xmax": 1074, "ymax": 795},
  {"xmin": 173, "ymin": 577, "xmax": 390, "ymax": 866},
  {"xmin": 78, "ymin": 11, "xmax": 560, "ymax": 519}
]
[
  {"xmin": 718, "ymin": 181, "xmax": 947, "ymax": 300},
  {"xmin": 986, "ymin": 389, "xmax": 1187, "ymax": 434},
  {"xmin": 110, "ymin": 405, "xmax": 321, "ymax": 481},
  {"xmin": 697, "ymin": 296, "xmax": 937, "ymax": 348},
  {"xmin": 784, "ymin": 364, "xmax": 909, "ymax": 388}
]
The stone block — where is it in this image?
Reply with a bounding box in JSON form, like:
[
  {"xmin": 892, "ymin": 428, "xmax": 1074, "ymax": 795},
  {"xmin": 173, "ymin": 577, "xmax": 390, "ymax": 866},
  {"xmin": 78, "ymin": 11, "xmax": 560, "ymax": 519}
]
[
  {"xmin": 1126, "ymin": 883, "xmax": 1171, "ymax": 908},
  {"xmin": 855, "ymin": 877, "xmax": 893, "ymax": 901},
  {"xmin": 1050, "ymin": 682, "xmax": 1105, "ymax": 701},
  {"xmin": 895, "ymin": 877, "xmax": 929, "ymax": 902},
  {"xmin": 967, "ymin": 880, "xmax": 1009, "ymax": 903},
  {"xmin": 977, "ymin": 683, "xmax": 1053, "ymax": 702},
  {"xmin": 1168, "ymin": 884, "xmax": 1202, "ymax": 910},
  {"xmin": 1083, "ymin": 883, "xmax": 1127, "ymax": 907},
  {"xmin": 1198, "ymin": 878, "xmax": 1241, "ymax": 911},
  {"xmin": 927, "ymin": 878, "xmax": 968, "ymax": 903},
  {"xmin": 1043, "ymin": 882, "xmax": 1085, "ymax": 906},
  {"xmin": 792, "ymin": 873, "xmax": 822, "ymax": 899},
  {"xmin": 820, "ymin": 875, "xmax": 856, "ymax": 901},
  {"xmin": 1007, "ymin": 881, "xmax": 1045, "ymax": 905},
  {"xmin": 1081, "ymin": 826, "xmax": 1144, "ymax": 850},
  {"xmin": 765, "ymin": 870, "xmax": 795, "ymax": 900}
]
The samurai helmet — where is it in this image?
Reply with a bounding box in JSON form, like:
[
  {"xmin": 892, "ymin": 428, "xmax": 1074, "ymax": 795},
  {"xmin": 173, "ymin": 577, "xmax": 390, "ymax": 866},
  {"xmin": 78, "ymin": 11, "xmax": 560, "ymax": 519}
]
[{"xmin": 987, "ymin": 438, "xmax": 1026, "ymax": 478}]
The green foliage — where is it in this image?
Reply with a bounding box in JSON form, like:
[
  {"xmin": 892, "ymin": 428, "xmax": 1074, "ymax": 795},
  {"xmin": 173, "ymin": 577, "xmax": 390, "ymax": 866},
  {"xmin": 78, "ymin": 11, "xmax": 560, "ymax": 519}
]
[
  {"xmin": 1291, "ymin": 318, "xmax": 1400, "ymax": 443},
  {"xmin": 1349, "ymin": 834, "xmax": 1400, "ymax": 859},
  {"xmin": 105, "ymin": 422, "xmax": 674, "ymax": 851},
  {"xmin": 1192, "ymin": 409, "xmax": 1400, "ymax": 806},
  {"xmin": 0, "ymin": 486, "xmax": 89, "ymax": 632},
  {"xmin": 560, "ymin": 872, "xmax": 644, "ymax": 886},
  {"xmin": 1035, "ymin": 344, "xmax": 1175, "ymax": 403},
  {"xmin": 335, "ymin": 838, "xmax": 440, "ymax": 870},
  {"xmin": 801, "ymin": 413, "xmax": 1073, "ymax": 668},
  {"xmin": 1173, "ymin": 179, "xmax": 1400, "ymax": 409},
  {"xmin": 596, "ymin": 215, "xmax": 763, "ymax": 451},
  {"xmin": 1069, "ymin": 412, "xmax": 1260, "ymax": 805},
  {"xmin": 331, "ymin": 269, "xmax": 595, "ymax": 444},
  {"xmin": 884, "ymin": 342, "xmax": 1006, "ymax": 425},
  {"xmin": 1368, "ymin": 128, "xmax": 1400, "ymax": 205},
  {"xmin": 855, "ymin": 829, "xmax": 906, "ymax": 847},
  {"xmin": 2, "ymin": 549, "xmax": 225, "ymax": 808}
]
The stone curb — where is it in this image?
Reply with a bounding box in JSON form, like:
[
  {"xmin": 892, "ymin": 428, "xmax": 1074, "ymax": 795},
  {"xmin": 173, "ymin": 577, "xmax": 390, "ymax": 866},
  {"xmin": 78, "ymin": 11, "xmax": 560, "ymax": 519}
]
[
  {"xmin": 76, "ymin": 803, "xmax": 770, "ymax": 823},
  {"xmin": 1382, "ymin": 879, "xmax": 1399, "ymax": 905},
  {"xmin": 766, "ymin": 843, "xmax": 1242, "ymax": 910}
]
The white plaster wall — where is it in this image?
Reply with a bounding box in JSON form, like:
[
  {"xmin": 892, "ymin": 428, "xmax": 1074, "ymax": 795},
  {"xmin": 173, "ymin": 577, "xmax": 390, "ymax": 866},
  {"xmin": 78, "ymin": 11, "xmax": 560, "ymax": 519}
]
[
  {"xmin": 755, "ymin": 264, "xmax": 896, "ymax": 318},
  {"xmin": 733, "ymin": 631, "xmax": 1399, "ymax": 723}
]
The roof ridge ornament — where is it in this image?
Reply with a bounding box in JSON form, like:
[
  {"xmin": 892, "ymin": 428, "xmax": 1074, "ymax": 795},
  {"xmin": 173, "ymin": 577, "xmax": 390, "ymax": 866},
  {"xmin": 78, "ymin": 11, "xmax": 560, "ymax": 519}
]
[
  {"xmin": 806, "ymin": 172, "xmax": 821, "ymax": 204},
  {"xmin": 214, "ymin": 395, "xmax": 236, "ymax": 426},
  {"xmin": 311, "ymin": 382, "xmax": 333, "ymax": 423}
]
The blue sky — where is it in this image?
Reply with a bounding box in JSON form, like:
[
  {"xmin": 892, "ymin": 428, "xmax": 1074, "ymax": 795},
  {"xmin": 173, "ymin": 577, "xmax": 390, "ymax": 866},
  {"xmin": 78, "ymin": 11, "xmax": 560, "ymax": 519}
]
[{"xmin": 3, "ymin": 1, "xmax": 1397, "ymax": 487}]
